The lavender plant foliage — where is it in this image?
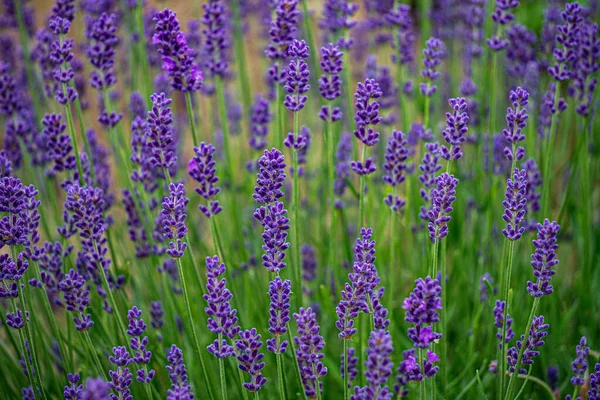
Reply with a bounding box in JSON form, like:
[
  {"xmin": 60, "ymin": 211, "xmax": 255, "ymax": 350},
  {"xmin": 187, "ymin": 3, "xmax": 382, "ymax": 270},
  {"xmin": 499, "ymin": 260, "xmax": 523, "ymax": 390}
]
[
  {"xmin": 294, "ymin": 307, "xmax": 328, "ymax": 398},
  {"xmin": 204, "ymin": 255, "xmax": 239, "ymax": 358},
  {"xmin": 153, "ymin": 8, "xmax": 204, "ymax": 92},
  {"xmin": 527, "ymin": 219, "xmax": 560, "ymax": 297},
  {"xmin": 502, "ymin": 168, "xmax": 528, "ymax": 241}
]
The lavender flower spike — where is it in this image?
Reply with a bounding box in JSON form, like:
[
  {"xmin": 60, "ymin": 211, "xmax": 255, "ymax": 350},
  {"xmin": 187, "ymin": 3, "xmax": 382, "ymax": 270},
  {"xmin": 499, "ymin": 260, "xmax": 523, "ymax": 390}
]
[
  {"xmin": 189, "ymin": 143, "xmax": 222, "ymax": 218},
  {"xmin": 166, "ymin": 345, "xmax": 195, "ymax": 399},
  {"xmin": 427, "ymin": 173, "xmax": 459, "ymax": 242},
  {"xmin": 502, "ymin": 87, "xmax": 528, "ymax": 162},
  {"xmin": 420, "ymin": 37, "xmax": 444, "ymax": 96},
  {"xmin": 589, "ymin": 363, "xmax": 600, "ymax": 400},
  {"xmin": 493, "ymin": 300, "xmax": 514, "ymax": 349},
  {"xmin": 403, "ymin": 276, "xmax": 442, "ymax": 349},
  {"xmin": 201, "ymin": 0, "xmax": 230, "ymax": 78},
  {"xmin": 294, "ymin": 307, "xmax": 328, "ymax": 398},
  {"xmin": 351, "ymin": 79, "xmax": 383, "ymax": 176},
  {"xmin": 502, "ymin": 168, "xmax": 528, "ymax": 241},
  {"xmin": 383, "ymin": 130, "xmax": 408, "ymax": 187},
  {"xmin": 204, "ymin": 255, "xmax": 239, "ymax": 358},
  {"xmin": 153, "ymin": 9, "xmax": 203, "ymax": 92},
  {"xmin": 355, "ymin": 330, "xmax": 394, "ymax": 399},
  {"xmin": 159, "ymin": 183, "xmax": 189, "ymax": 259},
  {"xmin": 267, "ymin": 277, "xmax": 291, "ymax": 354},
  {"xmin": 58, "ymin": 269, "xmax": 93, "ymax": 331},
  {"xmin": 108, "ymin": 346, "xmax": 133, "ymax": 400},
  {"xmin": 507, "ymin": 315, "xmax": 548, "ymax": 374},
  {"xmin": 570, "ymin": 336, "xmax": 590, "ymax": 387},
  {"xmin": 284, "ymin": 39, "xmax": 310, "ymax": 112},
  {"xmin": 126, "ymin": 306, "xmax": 155, "ymax": 384},
  {"xmin": 318, "ymin": 43, "xmax": 343, "ymax": 122},
  {"xmin": 440, "ymin": 98, "xmax": 469, "ymax": 161},
  {"xmin": 527, "ymin": 219, "xmax": 560, "ymax": 297},
  {"xmin": 146, "ymin": 92, "xmax": 176, "ymax": 170},
  {"xmin": 235, "ymin": 328, "xmax": 267, "ymax": 392}
]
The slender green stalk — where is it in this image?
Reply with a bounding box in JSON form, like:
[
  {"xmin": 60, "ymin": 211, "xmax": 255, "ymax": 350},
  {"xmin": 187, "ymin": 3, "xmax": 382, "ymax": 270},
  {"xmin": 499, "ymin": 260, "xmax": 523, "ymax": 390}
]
[
  {"xmin": 504, "ymin": 297, "xmax": 541, "ymax": 400},
  {"xmin": 218, "ymin": 333, "xmax": 227, "ymax": 400},
  {"xmin": 343, "ymin": 339, "xmax": 349, "ymax": 400},
  {"xmin": 175, "ymin": 257, "xmax": 216, "ymax": 400},
  {"xmin": 388, "ymin": 207, "xmax": 396, "ymax": 310},
  {"xmin": 510, "ymin": 372, "xmax": 556, "ymax": 400},
  {"xmin": 72, "ymin": 97, "xmax": 97, "ymax": 183},
  {"xmin": 62, "ymin": 96, "xmax": 85, "ymax": 186},
  {"xmin": 276, "ymin": 349, "xmax": 287, "ymax": 400},
  {"xmin": 541, "ymin": 82, "xmax": 561, "ymax": 218},
  {"xmin": 498, "ymin": 239, "xmax": 515, "ymax": 398},
  {"xmin": 231, "ymin": 0, "xmax": 252, "ymax": 135},
  {"xmin": 325, "ymin": 117, "xmax": 339, "ymax": 288},
  {"xmin": 135, "ymin": 0, "xmax": 153, "ymax": 100},
  {"xmin": 185, "ymin": 91, "xmax": 201, "ymax": 147},
  {"xmin": 358, "ymin": 145, "xmax": 367, "ymax": 231},
  {"xmin": 276, "ymin": 83, "xmax": 284, "ymax": 148},
  {"xmin": 292, "ymin": 111, "xmax": 302, "ymax": 310},
  {"xmin": 82, "ymin": 330, "xmax": 107, "ymax": 380},
  {"xmin": 419, "ymin": 348, "xmax": 425, "ymax": 400},
  {"xmin": 286, "ymin": 323, "xmax": 304, "ymax": 394},
  {"xmin": 215, "ymin": 76, "xmax": 234, "ymax": 183},
  {"xmin": 10, "ymin": 298, "xmax": 36, "ymax": 395}
]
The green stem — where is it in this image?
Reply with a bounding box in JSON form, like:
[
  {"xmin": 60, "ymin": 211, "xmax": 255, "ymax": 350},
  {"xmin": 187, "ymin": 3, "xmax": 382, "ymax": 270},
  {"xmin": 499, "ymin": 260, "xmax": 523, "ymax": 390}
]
[
  {"xmin": 419, "ymin": 348, "xmax": 425, "ymax": 400},
  {"xmin": 231, "ymin": 0, "xmax": 252, "ymax": 138},
  {"xmin": 215, "ymin": 76, "xmax": 234, "ymax": 183},
  {"xmin": 276, "ymin": 350, "xmax": 287, "ymax": 400},
  {"xmin": 218, "ymin": 333, "xmax": 227, "ymax": 400},
  {"xmin": 175, "ymin": 257, "xmax": 216, "ymax": 400},
  {"xmin": 185, "ymin": 91, "xmax": 200, "ymax": 147},
  {"xmin": 510, "ymin": 372, "xmax": 556, "ymax": 400},
  {"xmin": 499, "ymin": 239, "xmax": 515, "ymax": 398},
  {"xmin": 358, "ymin": 145, "xmax": 367, "ymax": 231},
  {"xmin": 343, "ymin": 340, "xmax": 349, "ymax": 400},
  {"xmin": 541, "ymin": 81, "xmax": 562, "ymax": 218},
  {"xmin": 292, "ymin": 111, "xmax": 302, "ymax": 310},
  {"xmin": 62, "ymin": 95, "xmax": 85, "ymax": 186},
  {"xmin": 82, "ymin": 330, "xmax": 107, "ymax": 380}
]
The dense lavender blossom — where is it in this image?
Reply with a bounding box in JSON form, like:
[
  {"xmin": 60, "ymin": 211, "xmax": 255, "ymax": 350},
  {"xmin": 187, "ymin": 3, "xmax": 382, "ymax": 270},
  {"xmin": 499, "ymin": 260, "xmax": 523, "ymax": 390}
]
[
  {"xmin": 166, "ymin": 345, "xmax": 194, "ymax": 399},
  {"xmin": 0, "ymin": 150, "xmax": 12, "ymax": 177},
  {"xmin": 522, "ymin": 158, "xmax": 542, "ymax": 219},
  {"xmin": 204, "ymin": 255, "xmax": 239, "ymax": 358},
  {"xmin": 427, "ymin": 173, "xmax": 459, "ymax": 242},
  {"xmin": 0, "ymin": 177, "xmax": 41, "ymax": 250},
  {"xmin": 503, "ymin": 88, "xmax": 528, "ymax": 162},
  {"xmin": 32, "ymin": 241, "xmax": 72, "ymax": 307},
  {"xmin": 354, "ymin": 330, "xmax": 394, "ymax": 399},
  {"xmin": 249, "ymin": 95, "xmax": 271, "ymax": 151},
  {"xmin": 189, "ymin": 143, "xmax": 222, "ymax": 218},
  {"xmin": 420, "ymin": 37, "xmax": 444, "ymax": 96},
  {"xmin": 267, "ymin": 276, "xmax": 291, "ymax": 354},
  {"xmin": 108, "ymin": 346, "xmax": 133, "ymax": 400},
  {"xmin": 301, "ymin": 244, "xmax": 317, "ymax": 292},
  {"xmin": 0, "ymin": 253, "xmax": 28, "ymax": 300},
  {"xmin": 383, "ymin": 130, "xmax": 408, "ymax": 187},
  {"xmin": 265, "ymin": 0, "xmax": 299, "ymax": 83},
  {"xmin": 294, "ymin": 307, "xmax": 328, "ymax": 398},
  {"xmin": 570, "ymin": 336, "xmax": 589, "ymax": 387},
  {"xmin": 121, "ymin": 190, "xmax": 151, "ymax": 259},
  {"xmin": 418, "ymin": 142, "xmax": 442, "ymax": 203},
  {"xmin": 64, "ymin": 373, "xmax": 82, "ymax": 399},
  {"xmin": 40, "ymin": 113, "xmax": 75, "ymax": 177},
  {"xmin": 538, "ymin": 82, "xmax": 567, "ymax": 138},
  {"xmin": 440, "ymin": 98, "xmax": 469, "ymax": 160},
  {"xmin": 506, "ymin": 24, "xmax": 537, "ymax": 77},
  {"xmin": 284, "ymin": 39, "xmax": 310, "ymax": 112},
  {"xmin": 387, "ymin": 4, "xmax": 415, "ymax": 66},
  {"xmin": 527, "ymin": 219, "xmax": 560, "ymax": 297},
  {"xmin": 153, "ymin": 9, "xmax": 203, "ymax": 92},
  {"xmin": 126, "ymin": 306, "xmax": 155, "ymax": 383},
  {"xmin": 48, "ymin": 15, "xmax": 78, "ymax": 105},
  {"xmin": 351, "ymin": 79, "xmax": 382, "ymax": 175},
  {"xmin": 507, "ymin": 315, "xmax": 549, "ymax": 374},
  {"xmin": 59, "ymin": 269, "xmax": 93, "ymax": 331},
  {"xmin": 201, "ymin": 0, "xmax": 229, "ymax": 77},
  {"xmin": 334, "ymin": 133, "xmax": 352, "ymax": 202},
  {"xmin": 320, "ymin": 0, "xmax": 358, "ymax": 49},
  {"xmin": 159, "ymin": 183, "xmax": 188, "ymax": 259},
  {"xmin": 502, "ymin": 168, "xmax": 528, "ymax": 241},
  {"xmin": 394, "ymin": 349, "xmax": 418, "ymax": 396},
  {"xmin": 319, "ymin": 43, "xmax": 343, "ymax": 122},
  {"xmin": 548, "ymin": 3, "xmax": 584, "ymax": 81},
  {"xmin": 235, "ymin": 328, "xmax": 267, "ymax": 392},
  {"xmin": 146, "ymin": 93, "xmax": 176, "ymax": 170},
  {"xmin": 85, "ymin": 12, "xmax": 119, "ymax": 91},
  {"xmin": 590, "ymin": 364, "xmax": 600, "ymax": 400},
  {"xmin": 487, "ymin": 0, "xmax": 520, "ymax": 51},
  {"xmin": 129, "ymin": 92, "xmax": 146, "ymax": 120},
  {"xmin": 493, "ymin": 300, "xmax": 514, "ymax": 349},
  {"xmin": 403, "ymin": 276, "xmax": 442, "ymax": 348},
  {"xmin": 253, "ymin": 148, "xmax": 286, "ymax": 204}
]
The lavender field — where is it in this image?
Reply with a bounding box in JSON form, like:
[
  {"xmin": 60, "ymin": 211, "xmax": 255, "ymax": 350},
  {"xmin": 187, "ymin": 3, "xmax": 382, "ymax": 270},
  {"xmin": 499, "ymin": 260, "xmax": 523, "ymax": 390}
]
[{"xmin": 0, "ymin": 0, "xmax": 599, "ymax": 399}]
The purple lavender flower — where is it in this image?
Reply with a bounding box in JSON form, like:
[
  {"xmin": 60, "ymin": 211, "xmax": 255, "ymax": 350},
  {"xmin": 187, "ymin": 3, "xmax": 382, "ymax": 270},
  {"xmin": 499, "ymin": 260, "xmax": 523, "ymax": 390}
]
[
  {"xmin": 440, "ymin": 98, "xmax": 469, "ymax": 160},
  {"xmin": 301, "ymin": 244, "xmax": 317, "ymax": 294},
  {"xmin": 341, "ymin": 347, "xmax": 358, "ymax": 388},
  {"xmin": 573, "ymin": 21, "xmax": 600, "ymax": 115},
  {"xmin": 265, "ymin": 0, "xmax": 299, "ymax": 84},
  {"xmin": 32, "ymin": 241, "xmax": 72, "ymax": 307},
  {"xmin": 204, "ymin": 255, "xmax": 239, "ymax": 358},
  {"xmin": 487, "ymin": 0, "xmax": 520, "ymax": 51},
  {"xmin": 85, "ymin": 12, "xmax": 119, "ymax": 91},
  {"xmin": 121, "ymin": 190, "xmax": 151, "ymax": 259},
  {"xmin": 427, "ymin": 173, "xmax": 458, "ymax": 242},
  {"xmin": 235, "ymin": 328, "xmax": 267, "ymax": 392},
  {"xmin": 146, "ymin": 92, "xmax": 176, "ymax": 170},
  {"xmin": 420, "ymin": 37, "xmax": 444, "ymax": 96},
  {"xmin": 538, "ymin": 82, "xmax": 567, "ymax": 138},
  {"xmin": 0, "ymin": 177, "xmax": 40, "ymax": 250},
  {"xmin": 127, "ymin": 306, "xmax": 155, "ymax": 384},
  {"xmin": 507, "ymin": 315, "xmax": 548, "ymax": 374},
  {"xmin": 418, "ymin": 142, "xmax": 442, "ymax": 204},
  {"xmin": 506, "ymin": 24, "xmax": 537, "ymax": 77},
  {"xmin": 40, "ymin": 113, "xmax": 75, "ymax": 177},
  {"xmin": 527, "ymin": 219, "xmax": 560, "ymax": 297},
  {"xmin": 48, "ymin": 16, "xmax": 78, "ymax": 105},
  {"xmin": 320, "ymin": 0, "xmax": 358, "ymax": 49},
  {"xmin": 59, "ymin": 269, "xmax": 94, "ymax": 331},
  {"xmin": 590, "ymin": 364, "xmax": 600, "ymax": 400},
  {"xmin": 387, "ymin": 4, "xmax": 415, "ymax": 66},
  {"xmin": 108, "ymin": 346, "xmax": 133, "ymax": 400},
  {"xmin": 284, "ymin": 39, "xmax": 310, "ymax": 112},
  {"xmin": 403, "ymin": 276, "xmax": 442, "ymax": 348},
  {"xmin": 318, "ymin": 43, "xmax": 343, "ymax": 122},
  {"xmin": 570, "ymin": 336, "xmax": 590, "ymax": 387},
  {"xmin": 64, "ymin": 373, "xmax": 83, "ymax": 400},
  {"xmin": 294, "ymin": 307, "xmax": 328, "ymax": 398},
  {"xmin": 502, "ymin": 168, "xmax": 528, "ymax": 241},
  {"xmin": 253, "ymin": 148, "xmax": 286, "ymax": 204},
  {"xmin": 82, "ymin": 377, "xmax": 110, "ymax": 399},
  {"xmin": 502, "ymin": 88, "xmax": 528, "ymax": 162},
  {"xmin": 0, "ymin": 61, "xmax": 19, "ymax": 116},
  {"xmin": 151, "ymin": 301, "xmax": 164, "ymax": 330},
  {"xmin": 0, "ymin": 253, "xmax": 29, "ymax": 299},
  {"xmin": 479, "ymin": 273, "xmax": 497, "ymax": 303},
  {"xmin": 267, "ymin": 276, "xmax": 291, "ymax": 354},
  {"xmin": 493, "ymin": 300, "xmax": 514, "ymax": 349},
  {"xmin": 383, "ymin": 130, "xmax": 408, "ymax": 187},
  {"xmin": 351, "ymin": 79, "xmax": 382, "ymax": 176},
  {"xmin": 253, "ymin": 201, "xmax": 290, "ymax": 273},
  {"xmin": 159, "ymin": 183, "xmax": 189, "ymax": 259},
  {"xmin": 334, "ymin": 133, "xmax": 352, "ymax": 202},
  {"xmin": 394, "ymin": 349, "xmax": 417, "ymax": 396},
  {"xmin": 548, "ymin": 3, "xmax": 584, "ymax": 81},
  {"xmin": 189, "ymin": 143, "xmax": 222, "ymax": 218},
  {"xmin": 355, "ymin": 330, "xmax": 394, "ymax": 400},
  {"xmin": 0, "ymin": 149, "xmax": 12, "ymax": 177},
  {"xmin": 166, "ymin": 345, "xmax": 194, "ymax": 400},
  {"xmin": 249, "ymin": 95, "xmax": 271, "ymax": 151},
  {"xmin": 201, "ymin": 0, "xmax": 230, "ymax": 78},
  {"xmin": 153, "ymin": 8, "xmax": 203, "ymax": 92},
  {"xmin": 130, "ymin": 92, "xmax": 146, "ymax": 120},
  {"xmin": 522, "ymin": 158, "xmax": 542, "ymax": 218}
]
